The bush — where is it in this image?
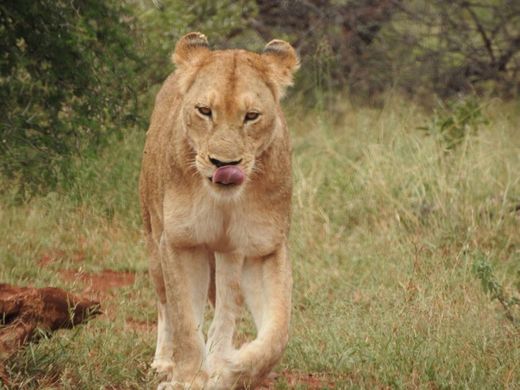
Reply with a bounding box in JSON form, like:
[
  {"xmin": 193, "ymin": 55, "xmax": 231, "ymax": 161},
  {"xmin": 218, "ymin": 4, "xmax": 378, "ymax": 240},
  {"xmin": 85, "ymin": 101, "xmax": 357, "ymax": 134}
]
[{"xmin": 0, "ymin": 0, "xmax": 142, "ymax": 196}]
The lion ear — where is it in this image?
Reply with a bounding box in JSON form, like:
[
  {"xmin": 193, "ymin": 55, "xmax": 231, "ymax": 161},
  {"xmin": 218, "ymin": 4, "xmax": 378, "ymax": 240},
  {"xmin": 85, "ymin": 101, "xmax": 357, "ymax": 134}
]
[
  {"xmin": 172, "ymin": 32, "xmax": 210, "ymax": 67},
  {"xmin": 262, "ymin": 39, "xmax": 300, "ymax": 98}
]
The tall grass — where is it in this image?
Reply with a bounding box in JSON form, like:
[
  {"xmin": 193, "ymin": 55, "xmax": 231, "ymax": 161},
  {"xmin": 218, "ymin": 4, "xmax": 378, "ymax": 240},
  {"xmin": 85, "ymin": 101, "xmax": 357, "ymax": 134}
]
[
  {"xmin": 1, "ymin": 98, "xmax": 519, "ymax": 388},
  {"xmin": 286, "ymin": 97, "xmax": 519, "ymax": 388}
]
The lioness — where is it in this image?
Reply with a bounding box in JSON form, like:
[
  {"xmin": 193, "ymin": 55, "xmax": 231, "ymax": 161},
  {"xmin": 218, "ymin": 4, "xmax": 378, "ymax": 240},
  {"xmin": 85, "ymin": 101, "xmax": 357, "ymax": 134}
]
[{"xmin": 139, "ymin": 32, "xmax": 298, "ymax": 389}]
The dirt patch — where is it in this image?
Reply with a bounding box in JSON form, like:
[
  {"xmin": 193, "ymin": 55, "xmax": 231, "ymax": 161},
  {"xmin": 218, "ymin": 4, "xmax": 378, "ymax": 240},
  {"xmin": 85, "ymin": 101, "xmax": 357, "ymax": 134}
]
[
  {"xmin": 60, "ymin": 269, "xmax": 135, "ymax": 298},
  {"xmin": 259, "ymin": 370, "xmax": 335, "ymax": 389},
  {"xmin": 0, "ymin": 284, "xmax": 100, "ymax": 383}
]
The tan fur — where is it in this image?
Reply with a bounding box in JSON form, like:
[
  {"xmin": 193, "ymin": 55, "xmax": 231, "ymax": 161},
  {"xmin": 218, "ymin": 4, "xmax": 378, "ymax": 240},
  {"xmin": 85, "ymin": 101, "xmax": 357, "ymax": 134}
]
[{"xmin": 139, "ymin": 32, "xmax": 298, "ymax": 389}]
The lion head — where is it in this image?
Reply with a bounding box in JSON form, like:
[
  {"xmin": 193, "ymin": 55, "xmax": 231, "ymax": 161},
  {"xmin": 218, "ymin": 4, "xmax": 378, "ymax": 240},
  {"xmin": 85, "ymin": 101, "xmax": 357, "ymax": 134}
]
[{"xmin": 172, "ymin": 32, "xmax": 299, "ymax": 195}]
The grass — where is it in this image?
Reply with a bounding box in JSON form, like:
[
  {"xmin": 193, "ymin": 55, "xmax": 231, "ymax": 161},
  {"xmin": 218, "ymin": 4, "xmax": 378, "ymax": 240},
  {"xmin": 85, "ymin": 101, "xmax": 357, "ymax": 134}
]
[{"xmin": 1, "ymin": 97, "xmax": 519, "ymax": 389}]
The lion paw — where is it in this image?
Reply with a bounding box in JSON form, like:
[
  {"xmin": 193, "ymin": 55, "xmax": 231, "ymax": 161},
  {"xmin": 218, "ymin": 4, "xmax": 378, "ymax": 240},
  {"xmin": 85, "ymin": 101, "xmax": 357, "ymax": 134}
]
[{"xmin": 151, "ymin": 358, "xmax": 174, "ymax": 374}]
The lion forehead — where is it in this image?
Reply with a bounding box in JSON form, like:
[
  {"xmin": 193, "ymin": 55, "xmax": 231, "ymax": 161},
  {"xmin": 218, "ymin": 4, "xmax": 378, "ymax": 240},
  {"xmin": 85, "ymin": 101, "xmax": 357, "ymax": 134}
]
[{"xmin": 188, "ymin": 51, "xmax": 275, "ymax": 103}]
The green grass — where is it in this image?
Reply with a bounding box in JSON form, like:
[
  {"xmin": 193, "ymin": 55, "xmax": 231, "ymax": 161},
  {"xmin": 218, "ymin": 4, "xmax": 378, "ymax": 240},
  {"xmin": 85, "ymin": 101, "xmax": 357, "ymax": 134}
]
[{"xmin": 1, "ymin": 98, "xmax": 519, "ymax": 389}]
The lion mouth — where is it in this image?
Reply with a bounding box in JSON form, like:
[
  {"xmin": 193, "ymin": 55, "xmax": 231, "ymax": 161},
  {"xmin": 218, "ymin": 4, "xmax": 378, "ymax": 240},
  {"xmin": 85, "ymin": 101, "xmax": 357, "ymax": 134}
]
[{"xmin": 211, "ymin": 165, "xmax": 245, "ymax": 186}]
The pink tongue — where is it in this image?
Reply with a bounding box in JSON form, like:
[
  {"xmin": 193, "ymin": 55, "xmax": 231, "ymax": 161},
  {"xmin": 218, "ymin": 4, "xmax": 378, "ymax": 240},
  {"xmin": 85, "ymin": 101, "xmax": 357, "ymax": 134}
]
[{"xmin": 212, "ymin": 166, "xmax": 245, "ymax": 185}]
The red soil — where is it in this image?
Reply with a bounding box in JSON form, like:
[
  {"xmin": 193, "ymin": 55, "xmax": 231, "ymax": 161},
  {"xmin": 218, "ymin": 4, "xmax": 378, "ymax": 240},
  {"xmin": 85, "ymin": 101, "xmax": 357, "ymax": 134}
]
[{"xmin": 59, "ymin": 269, "xmax": 135, "ymax": 298}]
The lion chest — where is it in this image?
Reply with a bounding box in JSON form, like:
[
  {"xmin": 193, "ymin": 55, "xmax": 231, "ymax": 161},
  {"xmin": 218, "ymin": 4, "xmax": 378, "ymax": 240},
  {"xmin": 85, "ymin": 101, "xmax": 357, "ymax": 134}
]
[{"xmin": 163, "ymin": 193, "xmax": 284, "ymax": 257}]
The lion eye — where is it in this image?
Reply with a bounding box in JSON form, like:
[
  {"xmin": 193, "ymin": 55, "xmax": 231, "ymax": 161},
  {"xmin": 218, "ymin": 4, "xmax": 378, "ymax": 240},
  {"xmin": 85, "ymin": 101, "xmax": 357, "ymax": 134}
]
[
  {"xmin": 196, "ymin": 106, "xmax": 212, "ymax": 117},
  {"xmin": 244, "ymin": 112, "xmax": 260, "ymax": 122}
]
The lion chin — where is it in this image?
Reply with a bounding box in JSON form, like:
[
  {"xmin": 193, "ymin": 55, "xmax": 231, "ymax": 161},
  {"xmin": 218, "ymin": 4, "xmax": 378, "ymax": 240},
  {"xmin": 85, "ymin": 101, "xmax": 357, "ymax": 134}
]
[
  {"xmin": 203, "ymin": 176, "xmax": 246, "ymax": 202},
  {"xmin": 139, "ymin": 31, "xmax": 299, "ymax": 389}
]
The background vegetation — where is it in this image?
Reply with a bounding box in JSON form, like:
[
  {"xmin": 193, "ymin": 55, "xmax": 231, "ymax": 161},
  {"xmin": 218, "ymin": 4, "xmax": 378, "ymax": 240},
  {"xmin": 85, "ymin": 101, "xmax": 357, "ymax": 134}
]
[
  {"xmin": 2, "ymin": 0, "xmax": 520, "ymax": 194},
  {"xmin": 1, "ymin": 1, "xmax": 519, "ymax": 388}
]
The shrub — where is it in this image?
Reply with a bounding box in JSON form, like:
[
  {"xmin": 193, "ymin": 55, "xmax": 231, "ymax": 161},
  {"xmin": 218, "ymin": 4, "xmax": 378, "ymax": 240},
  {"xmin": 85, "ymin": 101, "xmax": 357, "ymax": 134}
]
[
  {"xmin": 0, "ymin": 0, "xmax": 142, "ymax": 196},
  {"xmin": 418, "ymin": 98, "xmax": 488, "ymax": 151}
]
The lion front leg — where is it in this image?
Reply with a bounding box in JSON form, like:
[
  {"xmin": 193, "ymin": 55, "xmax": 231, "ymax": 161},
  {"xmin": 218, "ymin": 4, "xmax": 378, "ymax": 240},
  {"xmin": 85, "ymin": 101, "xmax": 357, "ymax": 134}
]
[
  {"xmin": 158, "ymin": 236, "xmax": 210, "ymax": 389},
  {"xmin": 205, "ymin": 252, "xmax": 244, "ymax": 387},
  {"xmin": 145, "ymin": 233, "xmax": 175, "ymax": 374},
  {"xmin": 151, "ymin": 301, "xmax": 174, "ymax": 374},
  {"xmin": 209, "ymin": 244, "xmax": 292, "ymax": 389}
]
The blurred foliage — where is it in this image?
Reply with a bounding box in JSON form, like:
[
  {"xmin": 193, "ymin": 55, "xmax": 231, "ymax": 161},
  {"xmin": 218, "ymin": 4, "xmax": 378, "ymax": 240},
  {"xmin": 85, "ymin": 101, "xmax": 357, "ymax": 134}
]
[
  {"xmin": 239, "ymin": 0, "xmax": 520, "ymax": 102},
  {"xmin": 378, "ymin": 0, "xmax": 520, "ymax": 99},
  {"xmin": 0, "ymin": 0, "xmax": 142, "ymax": 196}
]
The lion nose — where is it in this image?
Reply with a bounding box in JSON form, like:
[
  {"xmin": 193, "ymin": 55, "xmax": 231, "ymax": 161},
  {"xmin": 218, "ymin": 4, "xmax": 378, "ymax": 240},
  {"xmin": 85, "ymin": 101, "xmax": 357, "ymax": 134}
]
[{"xmin": 209, "ymin": 157, "xmax": 242, "ymax": 168}]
